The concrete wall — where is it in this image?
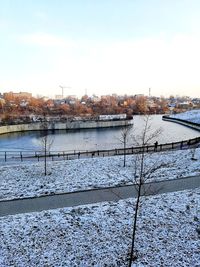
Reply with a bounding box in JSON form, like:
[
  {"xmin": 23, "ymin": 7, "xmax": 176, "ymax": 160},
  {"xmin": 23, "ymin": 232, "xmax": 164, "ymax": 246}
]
[
  {"xmin": 0, "ymin": 120, "xmax": 133, "ymax": 135},
  {"xmin": 162, "ymin": 116, "xmax": 200, "ymax": 131}
]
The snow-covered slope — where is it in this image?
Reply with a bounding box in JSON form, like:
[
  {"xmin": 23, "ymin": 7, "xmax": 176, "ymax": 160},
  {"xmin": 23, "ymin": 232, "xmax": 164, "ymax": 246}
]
[
  {"xmin": 0, "ymin": 188, "xmax": 199, "ymax": 266},
  {"xmin": 0, "ymin": 148, "xmax": 200, "ymax": 201},
  {"xmin": 171, "ymin": 109, "xmax": 200, "ymax": 124}
]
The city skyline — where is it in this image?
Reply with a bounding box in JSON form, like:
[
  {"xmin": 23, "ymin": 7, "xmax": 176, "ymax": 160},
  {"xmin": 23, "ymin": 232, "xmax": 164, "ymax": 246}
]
[{"xmin": 1, "ymin": 0, "xmax": 200, "ymax": 98}]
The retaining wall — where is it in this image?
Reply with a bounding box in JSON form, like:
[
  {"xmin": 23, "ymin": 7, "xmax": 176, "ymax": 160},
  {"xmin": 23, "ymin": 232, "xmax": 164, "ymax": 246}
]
[
  {"xmin": 0, "ymin": 119, "xmax": 133, "ymax": 135},
  {"xmin": 162, "ymin": 116, "xmax": 200, "ymax": 131}
]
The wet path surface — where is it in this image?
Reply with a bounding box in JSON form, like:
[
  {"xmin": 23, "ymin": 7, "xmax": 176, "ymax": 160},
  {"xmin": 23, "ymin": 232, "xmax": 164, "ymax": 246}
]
[{"xmin": 0, "ymin": 175, "xmax": 199, "ymax": 217}]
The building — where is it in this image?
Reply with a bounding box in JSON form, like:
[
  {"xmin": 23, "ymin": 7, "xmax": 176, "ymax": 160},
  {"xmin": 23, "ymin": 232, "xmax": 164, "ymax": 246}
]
[
  {"xmin": 55, "ymin": 95, "xmax": 63, "ymax": 100},
  {"xmin": 3, "ymin": 91, "xmax": 32, "ymax": 99}
]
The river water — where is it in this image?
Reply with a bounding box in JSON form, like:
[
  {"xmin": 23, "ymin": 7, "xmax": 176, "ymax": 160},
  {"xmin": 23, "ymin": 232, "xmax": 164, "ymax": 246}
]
[{"xmin": 0, "ymin": 115, "xmax": 199, "ymax": 152}]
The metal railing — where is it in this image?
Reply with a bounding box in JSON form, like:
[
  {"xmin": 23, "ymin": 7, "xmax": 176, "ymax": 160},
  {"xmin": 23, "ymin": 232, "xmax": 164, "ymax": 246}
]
[{"xmin": 0, "ymin": 136, "xmax": 200, "ymax": 163}]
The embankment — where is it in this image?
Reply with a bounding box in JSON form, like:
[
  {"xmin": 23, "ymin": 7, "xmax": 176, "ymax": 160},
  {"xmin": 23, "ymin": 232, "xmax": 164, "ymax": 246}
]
[
  {"xmin": 162, "ymin": 116, "xmax": 200, "ymax": 131},
  {"xmin": 0, "ymin": 119, "xmax": 132, "ymax": 135}
]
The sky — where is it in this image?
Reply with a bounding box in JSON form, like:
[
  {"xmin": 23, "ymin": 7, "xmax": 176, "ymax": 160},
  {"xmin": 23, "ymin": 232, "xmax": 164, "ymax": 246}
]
[{"xmin": 0, "ymin": 0, "xmax": 200, "ymax": 98}]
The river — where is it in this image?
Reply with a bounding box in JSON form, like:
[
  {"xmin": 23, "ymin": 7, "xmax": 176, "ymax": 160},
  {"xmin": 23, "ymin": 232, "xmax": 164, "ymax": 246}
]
[{"xmin": 0, "ymin": 115, "xmax": 199, "ymax": 152}]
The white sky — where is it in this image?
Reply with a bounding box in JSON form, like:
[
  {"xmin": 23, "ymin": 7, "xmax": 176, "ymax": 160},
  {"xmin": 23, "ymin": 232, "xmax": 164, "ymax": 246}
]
[{"xmin": 1, "ymin": 0, "xmax": 200, "ymax": 98}]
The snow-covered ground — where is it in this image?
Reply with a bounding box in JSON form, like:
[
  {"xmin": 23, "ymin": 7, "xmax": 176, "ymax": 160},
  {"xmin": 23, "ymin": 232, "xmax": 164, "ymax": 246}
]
[
  {"xmin": 0, "ymin": 188, "xmax": 199, "ymax": 267},
  {"xmin": 170, "ymin": 109, "xmax": 200, "ymax": 124},
  {"xmin": 0, "ymin": 148, "xmax": 200, "ymax": 201}
]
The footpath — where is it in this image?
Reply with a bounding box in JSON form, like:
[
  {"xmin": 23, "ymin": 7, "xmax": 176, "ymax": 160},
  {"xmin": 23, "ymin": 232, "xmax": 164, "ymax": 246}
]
[{"xmin": 0, "ymin": 175, "xmax": 200, "ymax": 217}]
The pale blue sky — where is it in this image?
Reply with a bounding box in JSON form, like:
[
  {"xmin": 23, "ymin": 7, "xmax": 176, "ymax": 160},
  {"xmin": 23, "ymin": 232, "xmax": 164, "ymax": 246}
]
[{"xmin": 1, "ymin": 0, "xmax": 200, "ymax": 97}]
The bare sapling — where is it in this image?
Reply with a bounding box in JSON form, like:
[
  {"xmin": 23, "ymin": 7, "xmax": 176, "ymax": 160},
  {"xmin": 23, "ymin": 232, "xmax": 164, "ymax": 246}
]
[
  {"xmin": 128, "ymin": 115, "xmax": 171, "ymax": 266},
  {"xmin": 40, "ymin": 115, "xmax": 54, "ymax": 175},
  {"xmin": 118, "ymin": 121, "xmax": 133, "ymax": 167}
]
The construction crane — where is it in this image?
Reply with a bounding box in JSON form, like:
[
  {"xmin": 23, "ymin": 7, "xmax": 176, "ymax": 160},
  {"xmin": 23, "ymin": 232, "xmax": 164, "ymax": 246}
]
[{"xmin": 59, "ymin": 85, "xmax": 71, "ymax": 98}]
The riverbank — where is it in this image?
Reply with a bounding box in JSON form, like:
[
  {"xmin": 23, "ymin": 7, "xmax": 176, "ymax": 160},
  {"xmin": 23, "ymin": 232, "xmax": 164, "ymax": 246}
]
[
  {"xmin": 162, "ymin": 109, "xmax": 200, "ymax": 131},
  {"xmin": 0, "ymin": 148, "xmax": 199, "ymax": 201},
  {"xmin": 162, "ymin": 114, "xmax": 200, "ymax": 131},
  {"xmin": 170, "ymin": 109, "xmax": 200, "ymax": 124},
  {"xmin": 0, "ymin": 119, "xmax": 132, "ymax": 135}
]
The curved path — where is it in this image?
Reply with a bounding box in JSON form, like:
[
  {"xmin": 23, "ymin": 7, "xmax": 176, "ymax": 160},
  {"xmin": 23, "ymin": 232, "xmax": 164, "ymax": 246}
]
[{"xmin": 0, "ymin": 175, "xmax": 199, "ymax": 217}]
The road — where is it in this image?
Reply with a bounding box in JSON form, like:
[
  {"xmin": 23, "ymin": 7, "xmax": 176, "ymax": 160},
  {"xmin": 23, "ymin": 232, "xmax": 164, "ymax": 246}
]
[{"xmin": 0, "ymin": 175, "xmax": 199, "ymax": 217}]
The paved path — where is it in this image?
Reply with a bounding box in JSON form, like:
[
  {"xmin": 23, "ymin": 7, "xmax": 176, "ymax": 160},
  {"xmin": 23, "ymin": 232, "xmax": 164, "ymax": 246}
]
[{"xmin": 0, "ymin": 175, "xmax": 199, "ymax": 217}]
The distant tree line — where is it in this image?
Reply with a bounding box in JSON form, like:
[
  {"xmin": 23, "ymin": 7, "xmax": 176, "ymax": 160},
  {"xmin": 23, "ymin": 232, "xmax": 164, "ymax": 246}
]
[{"xmin": 0, "ymin": 94, "xmax": 171, "ymax": 124}]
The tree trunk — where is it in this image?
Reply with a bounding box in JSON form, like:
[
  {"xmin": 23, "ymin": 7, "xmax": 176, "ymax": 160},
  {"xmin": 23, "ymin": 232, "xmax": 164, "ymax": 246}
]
[
  {"xmin": 128, "ymin": 182, "xmax": 142, "ymax": 267},
  {"xmin": 124, "ymin": 140, "xmax": 126, "ymax": 167},
  {"xmin": 44, "ymin": 137, "xmax": 47, "ymax": 176}
]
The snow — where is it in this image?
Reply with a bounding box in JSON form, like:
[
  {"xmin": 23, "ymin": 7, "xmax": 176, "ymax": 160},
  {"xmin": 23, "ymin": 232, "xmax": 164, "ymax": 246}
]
[
  {"xmin": 0, "ymin": 148, "xmax": 200, "ymax": 201},
  {"xmin": 170, "ymin": 109, "xmax": 200, "ymax": 124},
  {"xmin": 0, "ymin": 188, "xmax": 199, "ymax": 266}
]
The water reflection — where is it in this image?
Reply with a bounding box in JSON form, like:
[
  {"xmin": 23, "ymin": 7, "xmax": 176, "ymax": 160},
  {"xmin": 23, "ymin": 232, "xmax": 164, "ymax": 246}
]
[{"xmin": 0, "ymin": 115, "xmax": 199, "ymax": 151}]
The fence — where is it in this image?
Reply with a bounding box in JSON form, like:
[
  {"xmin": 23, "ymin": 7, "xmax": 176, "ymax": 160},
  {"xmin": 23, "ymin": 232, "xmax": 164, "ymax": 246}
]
[{"xmin": 0, "ymin": 136, "xmax": 200, "ymax": 163}]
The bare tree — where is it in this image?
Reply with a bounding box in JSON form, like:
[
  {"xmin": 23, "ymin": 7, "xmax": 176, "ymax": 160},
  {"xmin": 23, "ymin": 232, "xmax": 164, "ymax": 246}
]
[
  {"xmin": 128, "ymin": 115, "xmax": 170, "ymax": 266},
  {"xmin": 118, "ymin": 121, "xmax": 133, "ymax": 167},
  {"xmin": 39, "ymin": 115, "xmax": 54, "ymax": 176}
]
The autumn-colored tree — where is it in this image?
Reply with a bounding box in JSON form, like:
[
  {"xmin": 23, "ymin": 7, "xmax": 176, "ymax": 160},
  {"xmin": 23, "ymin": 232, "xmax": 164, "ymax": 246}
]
[
  {"xmin": 59, "ymin": 103, "xmax": 70, "ymax": 114},
  {"xmin": 134, "ymin": 96, "xmax": 148, "ymax": 114}
]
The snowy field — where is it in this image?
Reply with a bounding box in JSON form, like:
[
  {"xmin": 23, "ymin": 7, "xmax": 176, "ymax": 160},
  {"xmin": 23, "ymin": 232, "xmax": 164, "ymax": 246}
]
[
  {"xmin": 0, "ymin": 188, "xmax": 199, "ymax": 267},
  {"xmin": 0, "ymin": 148, "xmax": 200, "ymax": 201},
  {"xmin": 171, "ymin": 109, "xmax": 200, "ymax": 124}
]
